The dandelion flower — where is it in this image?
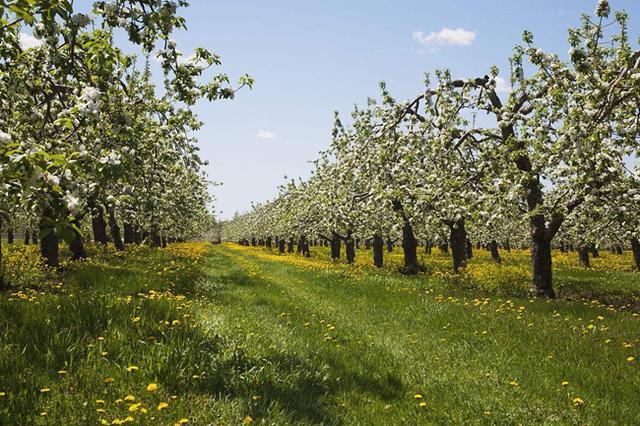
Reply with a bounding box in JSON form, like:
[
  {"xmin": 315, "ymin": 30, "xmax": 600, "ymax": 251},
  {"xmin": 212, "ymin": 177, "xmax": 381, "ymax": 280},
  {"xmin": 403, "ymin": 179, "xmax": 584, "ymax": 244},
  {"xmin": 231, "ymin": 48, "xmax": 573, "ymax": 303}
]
[
  {"xmin": 126, "ymin": 366, "xmax": 139, "ymax": 372},
  {"xmin": 104, "ymin": 377, "xmax": 114, "ymax": 383},
  {"xmin": 146, "ymin": 383, "xmax": 158, "ymax": 392},
  {"xmin": 128, "ymin": 403, "xmax": 141, "ymax": 412},
  {"xmin": 243, "ymin": 416, "xmax": 254, "ymax": 424},
  {"xmin": 175, "ymin": 419, "xmax": 189, "ymax": 425},
  {"xmin": 124, "ymin": 395, "xmax": 136, "ymax": 402},
  {"xmin": 58, "ymin": 370, "xmax": 67, "ymax": 375},
  {"xmin": 40, "ymin": 388, "xmax": 50, "ymax": 393},
  {"xmin": 627, "ymin": 356, "xmax": 635, "ymax": 362},
  {"xmin": 413, "ymin": 393, "xmax": 423, "ymax": 399},
  {"xmin": 572, "ymin": 397, "xmax": 584, "ymax": 406},
  {"xmin": 561, "ymin": 381, "xmax": 569, "ymax": 386},
  {"xmin": 418, "ymin": 402, "xmax": 427, "ymax": 407},
  {"xmin": 96, "ymin": 399, "xmax": 106, "ymax": 404},
  {"xmin": 157, "ymin": 402, "xmax": 169, "ymax": 411}
]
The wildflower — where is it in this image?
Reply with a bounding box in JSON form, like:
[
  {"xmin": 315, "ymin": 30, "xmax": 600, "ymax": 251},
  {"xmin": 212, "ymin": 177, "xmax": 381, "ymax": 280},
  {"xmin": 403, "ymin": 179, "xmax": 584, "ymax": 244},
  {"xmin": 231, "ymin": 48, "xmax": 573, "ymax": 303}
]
[
  {"xmin": 124, "ymin": 417, "xmax": 134, "ymax": 423},
  {"xmin": 418, "ymin": 401, "xmax": 427, "ymax": 407},
  {"xmin": 96, "ymin": 399, "xmax": 106, "ymax": 404},
  {"xmin": 126, "ymin": 365, "xmax": 139, "ymax": 372},
  {"xmin": 124, "ymin": 395, "xmax": 136, "ymax": 402},
  {"xmin": 97, "ymin": 408, "xmax": 106, "ymax": 414},
  {"xmin": 101, "ymin": 352, "xmax": 109, "ymax": 356},
  {"xmin": 252, "ymin": 395, "xmax": 262, "ymax": 401},
  {"xmin": 572, "ymin": 397, "xmax": 584, "ymax": 406},
  {"xmin": 0, "ymin": 392, "xmax": 6, "ymax": 397},
  {"xmin": 413, "ymin": 393, "xmax": 423, "ymax": 399},
  {"xmin": 175, "ymin": 419, "xmax": 189, "ymax": 425},
  {"xmin": 40, "ymin": 388, "xmax": 50, "ymax": 393},
  {"xmin": 128, "ymin": 403, "xmax": 141, "ymax": 412},
  {"xmin": 157, "ymin": 402, "xmax": 169, "ymax": 411},
  {"xmin": 561, "ymin": 381, "xmax": 569, "ymax": 386},
  {"xmin": 58, "ymin": 370, "xmax": 67, "ymax": 375},
  {"xmin": 131, "ymin": 317, "xmax": 141, "ymax": 323},
  {"xmin": 147, "ymin": 383, "xmax": 158, "ymax": 392},
  {"xmin": 509, "ymin": 380, "xmax": 518, "ymax": 387},
  {"xmin": 243, "ymin": 416, "xmax": 253, "ymax": 425},
  {"xmin": 627, "ymin": 357, "xmax": 635, "ymax": 362}
]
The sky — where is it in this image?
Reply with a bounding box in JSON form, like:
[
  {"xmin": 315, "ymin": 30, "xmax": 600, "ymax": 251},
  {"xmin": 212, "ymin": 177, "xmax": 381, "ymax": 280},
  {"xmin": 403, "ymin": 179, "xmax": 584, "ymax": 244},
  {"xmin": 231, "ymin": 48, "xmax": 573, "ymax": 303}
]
[{"xmin": 78, "ymin": 0, "xmax": 640, "ymax": 219}]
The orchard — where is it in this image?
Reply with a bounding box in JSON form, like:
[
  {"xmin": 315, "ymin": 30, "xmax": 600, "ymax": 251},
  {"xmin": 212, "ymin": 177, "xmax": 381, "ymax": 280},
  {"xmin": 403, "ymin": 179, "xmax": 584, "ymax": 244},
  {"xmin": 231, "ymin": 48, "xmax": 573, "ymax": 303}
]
[{"xmin": 1, "ymin": 1, "xmax": 639, "ymax": 424}]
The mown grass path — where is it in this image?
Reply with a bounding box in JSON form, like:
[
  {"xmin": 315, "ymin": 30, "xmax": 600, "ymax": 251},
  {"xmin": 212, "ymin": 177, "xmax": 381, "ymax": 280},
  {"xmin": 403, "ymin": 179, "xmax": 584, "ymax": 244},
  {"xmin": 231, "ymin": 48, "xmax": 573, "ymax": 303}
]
[{"xmin": 201, "ymin": 244, "xmax": 639, "ymax": 425}]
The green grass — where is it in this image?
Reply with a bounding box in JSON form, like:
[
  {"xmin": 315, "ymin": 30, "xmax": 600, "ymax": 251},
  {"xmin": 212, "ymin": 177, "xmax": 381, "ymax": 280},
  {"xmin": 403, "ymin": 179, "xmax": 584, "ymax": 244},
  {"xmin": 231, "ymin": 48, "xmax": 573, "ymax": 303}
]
[{"xmin": 1, "ymin": 243, "xmax": 639, "ymax": 424}]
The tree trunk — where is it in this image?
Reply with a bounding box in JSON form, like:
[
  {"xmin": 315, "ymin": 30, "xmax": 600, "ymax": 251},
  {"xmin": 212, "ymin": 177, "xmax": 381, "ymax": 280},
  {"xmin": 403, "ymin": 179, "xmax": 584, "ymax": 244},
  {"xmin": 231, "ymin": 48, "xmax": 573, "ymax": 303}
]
[
  {"xmin": 425, "ymin": 240, "xmax": 432, "ymax": 255},
  {"xmin": 439, "ymin": 243, "xmax": 449, "ymax": 255},
  {"xmin": 631, "ymin": 238, "xmax": 640, "ymax": 270},
  {"xmin": 530, "ymin": 235, "xmax": 555, "ymax": 298},
  {"xmin": 266, "ymin": 236, "xmax": 272, "ymax": 249},
  {"xmin": 330, "ymin": 232, "xmax": 341, "ymax": 260},
  {"xmin": 92, "ymin": 206, "xmax": 108, "ymax": 245},
  {"xmin": 69, "ymin": 218, "xmax": 87, "ymax": 260},
  {"xmin": 287, "ymin": 237, "xmax": 294, "ymax": 253},
  {"xmin": 615, "ymin": 245, "xmax": 623, "ymax": 255},
  {"xmin": 401, "ymin": 221, "xmax": 419, "ymax": 274},
  {"xmin": 123, "ymin": 223, "xmax": 136, "ymax": 245},
  {"xmin": 32, "ymin": 230, "xmax": 38, "ymax": 245},
  {"xmin": 108, "ymin": 208, "xmax": 125, "ymax": 251},
  {"xmin": 386, "ymin": 239, "xmax": 393, "ymax": 253},
  {"xmin": 373, "ymin": 234, "xmax": 384, "ymax": 268},
  {"xmin": 150, "ymin": 224, "xmax": 161, "ymax": 248},
  {"xmin": 345, "ymin": 231, "xmax": 355, "ymax": 264},
  {"xmin": 0, "ymin": 220, "xmax": 4, "ymax": 291},
  {"xmin": 24, "ymin": 228, "xmax": 31, "ymax": 245},
  {"xmin": 7, "ymin": 229, "xmax": 13, "ymax": 245},
  {"xmin": 578, "ymin": 246, "xmax": 590, "ymax": 268},
  {"xmin": 39, "ymin": 213, "xmax": 59, "ymax": 268},
  {"xmin": 278, "ymin": 238, "xmax": 285, "ymax": 253},
  {"xmin": 489, "ymin": 240, "xmax": 501, "ymax": 263},
  {"xmin": 449, "ymin": 220, "xmax": 467, "ymax": 273},
  {"xmin": 161, "ymin": 236, "xmax": 167, "ymax": 248},
  {"xmin": 465, "ymin": 238, "xmax": 473, "ymax": 260}
]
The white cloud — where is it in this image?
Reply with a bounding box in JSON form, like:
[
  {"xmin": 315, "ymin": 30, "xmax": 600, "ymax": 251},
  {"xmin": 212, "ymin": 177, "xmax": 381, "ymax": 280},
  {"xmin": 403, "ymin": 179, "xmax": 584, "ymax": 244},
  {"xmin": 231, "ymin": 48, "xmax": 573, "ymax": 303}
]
[
  {"xmin": 494, "ymin": 76, "xmax": 511, "ymax": 93},
  {"xmin": 256, "ymin": 130, "xmax": 276, "ymax": 140},
  {"xmin": 19, "ymin": 32, "xmax": 43, "ymax": 50},
  {"xmin": 412, "ymin": 27, "xmax": 476, "ymax": 50}
]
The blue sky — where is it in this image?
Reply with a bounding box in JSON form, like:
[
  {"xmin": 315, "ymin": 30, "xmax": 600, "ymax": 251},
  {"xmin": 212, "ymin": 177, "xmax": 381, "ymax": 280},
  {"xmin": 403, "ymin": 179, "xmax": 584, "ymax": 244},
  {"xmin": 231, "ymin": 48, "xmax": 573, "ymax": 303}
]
[{"xmin": 81, "ymin": 1, "xmax": 640, "ymax": 218}]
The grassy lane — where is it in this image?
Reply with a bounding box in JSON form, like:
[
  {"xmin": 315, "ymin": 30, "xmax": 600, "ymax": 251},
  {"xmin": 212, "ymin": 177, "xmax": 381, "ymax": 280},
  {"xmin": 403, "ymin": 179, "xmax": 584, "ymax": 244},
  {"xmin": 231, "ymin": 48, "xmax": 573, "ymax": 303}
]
[
  {"xmin": 1, "ymin": 243, "xmax": 638, "ymax": 425},
  {"xmin": 201, "ymin": 244, "xmax": 639, "ymax": 425}
]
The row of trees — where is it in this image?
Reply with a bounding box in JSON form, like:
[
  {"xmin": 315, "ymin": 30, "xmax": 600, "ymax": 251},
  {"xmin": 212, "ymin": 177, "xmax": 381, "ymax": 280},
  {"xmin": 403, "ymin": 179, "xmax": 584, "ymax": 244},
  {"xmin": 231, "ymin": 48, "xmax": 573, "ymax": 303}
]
[
  {"xmin": 224, "ymin": 1, "xmax": 640, "ymax": 298},
  {"xmin": 0, "ymin": 1, "xmax": 251, "ymax": 289}
]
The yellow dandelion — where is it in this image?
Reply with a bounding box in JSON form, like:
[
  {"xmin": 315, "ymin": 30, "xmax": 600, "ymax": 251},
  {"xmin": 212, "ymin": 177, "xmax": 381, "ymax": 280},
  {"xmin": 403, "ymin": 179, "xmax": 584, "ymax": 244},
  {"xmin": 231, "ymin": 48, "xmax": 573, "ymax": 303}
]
[
  {"xmin": 96, "ymin": 399, "xmax": 106, "ymax": 404},
  {"xmin": 124, "ymin": 395, "xmax": 136, "ymax": 402},
  {"xmin": 627, "ymin": 356, "xmax": 635, "ymax": 362},
  {"xmin": 0, "ymin": 392, "xmax": 6, "ymax": 397},
  {"xmin": 509, "ymin": 380, "xmax": 518, "ymax": 387},
  {"xmin": 128, "ymin": 403, "xmax": 141, "ymax": 412},
  {"xmin": 126, "ymin": 366, "xmax": 139, "ymax": 372},
  {"xmin": 175, "ymin": 419, "xmax": 189, "ymax": 425},
  {"xmin": 124, "ymin": 416, "xmax": 134, "ymax": 423},
  {"xmin": 146, "ymin": 383, "xmax": 158, "ymax": 392},
  {"xmin": 157, "ymin": 402, "xmax": 169, "ymax": 411},
  {"xmin": 561, "ymin": 381, "xmax": 569, "ymax": 386},
  {"xmin": 243, "ymin": 416, "xmax": 254, "ymax": 425},
  {"xmin": 413, "ymin": 393, "xmax": 423, "ymax": 399},
  {"xmin": 40, "ymin": 388, "xmax": 50, "ymax": 393},
  {"xmin": 104, "ymin": 377, "xmax": 114, "ymax": 383},
  {"xmin": 418, "ymin": 401, "xmax": 427, "ymax": 407},
  {"xmin": 96, "ymin": 408, "xmax": 106, "ymax": 414},
  {"xmin": 131, "ymin": 317, "xmax": 141, "ymax": 323},
  {"xmin": 572, "ymin": 397, "xmax": 584, "ymax": 406},
  {"xmin": 252, "ymin": 395, "xmax": 262, "ymax": 401},
  {"xmin": 57, "ymin": 370, "xmax": 67, "ymax": 375}
]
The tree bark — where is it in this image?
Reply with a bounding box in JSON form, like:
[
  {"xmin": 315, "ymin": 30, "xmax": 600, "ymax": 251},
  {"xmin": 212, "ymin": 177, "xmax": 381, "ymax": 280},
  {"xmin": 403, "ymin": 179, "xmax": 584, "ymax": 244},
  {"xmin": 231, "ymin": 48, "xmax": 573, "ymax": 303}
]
[
  {"xmin": 24, "ymin": 228, "xmax": 31, "ymax": 245},
  {"xmin": 69, "ymin": 219, "xmax": 87, "ymax": 260},
  {"xmin": 39, "ymin": 213, "xmax": 59, "ymax": 268},
  {"xmin": 373, "ymin": 234, "xmax": 384, "ymax": 268},
  {"xmin": 123, "ymin": 223, "xmax": 136, "ymax": 245},
  {"xmin": 108, "ymin": 208, "xmax": 125, "ymax": 251},
  {"xmin": 449, "ymin": 220, "xmax": 467, "ymax": 273},
  {"xmin": 330, "ymin": 232, "xmax": 341, "ymax": 260},
  {"xmin": 401, "ymin": 221, "xmax": 419, "ymax": 274},
  {"xmin": 386, "ymin": 239, "xmax": 393, "ymax": 253},
  {"xmin": 287, "ymin": 237, "xmax": 294, "ymax": 253},
  {"xmin": 578, "ymin": 246, "xmax": 590, "ymax": 268},
  {"xmin": 465, "ymin": 238, "xmax": 473, "ymax": 260},
  {"xmin": 489, "ymin": 240, "xmax": 501, "ymax": 263},
  {"xmin": 150, "ymin": 224, "xmax": 161, "ymax": 248},
  {"xmin": 631, "ymin": 237, "xmax": 640, "ymax": 270},
  {"xmin": 7, "ymin": 229, "xmax": 13, "ymax": 245},
  {"xmin": 266, "ymin": 236, "xmax": 272, "ymax": 249},
  {"xmin": 345, "ymin": 231, "xmax": 355, "ymax": 264},
  {"xmin": 0, "ymin": 220, "xmax": 4, "ymax": 291},
  {"xmin": 32, "ymin": 230, "xmax": 38, "ymax": 245},
  {"xmin": 92, "ymin": 206, "xmax": 108, "ymax": 245},
  {"xmin": 278, "ymin": 238, "xmax": 285, "ymax": 253},
  {"xmin": 530, "ymin": 234, "xmax": 555, "ymax": 298}
]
